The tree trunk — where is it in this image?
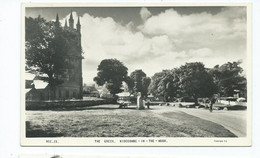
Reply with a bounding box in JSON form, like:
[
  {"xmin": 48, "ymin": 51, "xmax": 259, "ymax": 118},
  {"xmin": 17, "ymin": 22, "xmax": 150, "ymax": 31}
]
[
  {"xmin": 49, "ymin": 85, "xmax": 55, "ymax": 100},
  {"xmin": 164, "ymin": 94, "xmax": 169, "ymax": 102},
  {"xmin": 194, "ymin": 96, "xmax": 198, "ymax": 106}
]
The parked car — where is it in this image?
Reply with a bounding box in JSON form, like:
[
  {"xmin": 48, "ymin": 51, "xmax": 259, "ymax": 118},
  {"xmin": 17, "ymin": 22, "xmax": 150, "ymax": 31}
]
[
  {"xmin": 185, "ymin": 104, "xmax": 196, "ymax": 108},
  {"xmin": 223, "ymin": 105, "xmax": 247, "ymax": 111},
  {"xmin": 237, "ymin": 97, "xmax": 246, "ymax": 102},
  {"xmin": 117, "ymin": 97, "xmax": 131, "ymax": 108},
  {"xmin": 226, "ymin": 97, "xmax": 237, "ymax": 101}
]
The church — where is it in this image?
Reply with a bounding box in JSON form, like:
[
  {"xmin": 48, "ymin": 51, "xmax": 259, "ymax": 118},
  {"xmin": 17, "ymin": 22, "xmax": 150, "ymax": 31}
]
[{"xmin": 26, "ymin": 12, "xmax": 83, "ymax": 101}]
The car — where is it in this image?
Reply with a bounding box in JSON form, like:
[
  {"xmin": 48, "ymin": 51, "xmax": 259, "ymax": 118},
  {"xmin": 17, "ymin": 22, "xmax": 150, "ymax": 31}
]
[
  {"xmin": 226, "ymin": 97, "xmax": 237, "ymax": 101},
  {"xmin": 117, "ymin": 97, "xmax": 131, "ymax": 108},
  {"xmin": 223, "ymin": 105, "xmax": 247, "ymax": 111},
  {"xmin": 237, "ymin": 97, "xmax": 246, "ymax": 102},
  {"xmin": 185, "ymin": 104, "xmax": 196, "ymax": 108},
  {"xmin": 196, "ymin": 104, "xmax": 207, "ymax": 109}
]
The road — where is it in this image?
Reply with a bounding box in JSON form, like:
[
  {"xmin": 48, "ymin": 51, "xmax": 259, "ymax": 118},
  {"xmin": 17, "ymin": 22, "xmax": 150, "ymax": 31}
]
[{"xmin": 151, "ymin": 106, "xmax": 247, "ymax": 137}]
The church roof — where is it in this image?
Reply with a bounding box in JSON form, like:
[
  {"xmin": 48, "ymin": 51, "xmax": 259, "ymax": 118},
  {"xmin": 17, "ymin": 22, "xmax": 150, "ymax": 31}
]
[
  {"xmin": 25, "ymin": 72, "xmax": 35, "ymax": 80},
  {"xmin": 33, "ymin": 80, "xmax": 48, "ymax": 89},
  {"xmin": 25, "ymin": 88, "xmax": 32, "ymax": 94},
  {"xmin": 25, "ymin": 72, "xmax": 49, "ymax": 89}
]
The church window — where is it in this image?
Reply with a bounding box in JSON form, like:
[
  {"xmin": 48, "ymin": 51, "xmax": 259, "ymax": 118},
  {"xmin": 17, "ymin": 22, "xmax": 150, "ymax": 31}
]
[
  {"xmin": 66, "ymin": 90, "xmax": 69, "ymax": 98},
  {"xmin": 73, "ymin": 91, "xmax": 77, "ymax": 98}
]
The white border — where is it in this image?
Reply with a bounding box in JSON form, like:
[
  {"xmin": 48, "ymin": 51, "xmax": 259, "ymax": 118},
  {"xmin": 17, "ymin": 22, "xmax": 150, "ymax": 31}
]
[{"xmin": 20, "ymin": 2, "xmax": 252, "ymax": 146}]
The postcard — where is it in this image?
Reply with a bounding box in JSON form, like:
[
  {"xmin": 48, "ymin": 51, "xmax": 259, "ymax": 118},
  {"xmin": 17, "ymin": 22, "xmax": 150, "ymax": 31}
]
[{"xmin": 21, "ymin": 2, "xmax": 252, "ymax": 146}]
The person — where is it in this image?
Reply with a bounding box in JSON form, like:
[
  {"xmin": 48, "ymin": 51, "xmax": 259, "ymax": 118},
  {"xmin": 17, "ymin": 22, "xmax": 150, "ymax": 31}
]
[
  {"xmin": 146, "ymin": 99, "xmax": 151, "ymax": 109},
  {"xmin": 209, "ymin": 96, "xmax": 216, "ymax": 112}
]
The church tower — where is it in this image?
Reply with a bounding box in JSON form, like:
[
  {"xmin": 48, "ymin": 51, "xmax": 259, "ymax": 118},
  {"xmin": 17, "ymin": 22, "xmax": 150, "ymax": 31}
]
[
  {"xmin": 53, "ymin": 11, "xmax": 83, "ymax": 100},
  {"xmin": 76, "ymin": 16, "xmax": 83, "ymax": 99}
]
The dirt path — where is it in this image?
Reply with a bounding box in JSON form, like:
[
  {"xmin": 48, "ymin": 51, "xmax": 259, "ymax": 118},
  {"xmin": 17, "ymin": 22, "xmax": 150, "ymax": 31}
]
[{"xmin": 150, "ymin": 106, "xmax": 247, "ymax": 137}]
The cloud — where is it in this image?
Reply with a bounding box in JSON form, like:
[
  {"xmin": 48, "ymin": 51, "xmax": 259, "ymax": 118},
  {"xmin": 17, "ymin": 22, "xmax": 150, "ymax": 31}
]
[
  {"xmin": 139, "ymin": 7, "xmax": 246, "ymax": 53},
  {"xmin": 59, "ymin": 12, "xmax": 164, "ymax": 83},
  {"xmin": 140, "ymin": 7, "xmax": 152, "ymax": 21},
  {"xmin": 139, "ymin": 7, "xmax": 246, "ymax": 36},
  {"xmin": 58, "ymin": 7, "xmax": 247, "ymax": 84},
  {"xmin": 187, "ymin": 48, "xmax": 213, "ymax": 58},
  {"xmin": 140, "ymin": 7, "xmax": 246, "ymax": 68}
]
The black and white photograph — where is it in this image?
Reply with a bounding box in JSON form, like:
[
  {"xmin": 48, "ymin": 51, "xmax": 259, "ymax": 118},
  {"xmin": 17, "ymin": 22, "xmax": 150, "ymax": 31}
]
[{"xmin": 21, "ymin": 2, "xmax": 252, "ymax": 146}]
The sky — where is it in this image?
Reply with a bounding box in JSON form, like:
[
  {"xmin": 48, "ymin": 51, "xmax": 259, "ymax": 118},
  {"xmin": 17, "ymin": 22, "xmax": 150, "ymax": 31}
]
[{"xmin": 26, "ymin": 6, "xmax": 247, "ymax": 85}]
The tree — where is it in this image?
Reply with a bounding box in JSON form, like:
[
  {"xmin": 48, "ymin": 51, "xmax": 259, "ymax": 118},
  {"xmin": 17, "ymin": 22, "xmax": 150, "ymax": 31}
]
[
  {"xmin": 141, "ymin": 77, "xmax": 151, "ymax": 98},
  {"xmin": 124, "ymin": 76, "xmax": 135, "ymax": 93},
  {"xmin": 83, "ymin": 83, "xmax": 98, "ymax": 95},
  {"xmin": 210, "ymin": 61, "xmax": 247, "ymax": 97},
  {"xmin": 178, "ymin": 62, "xmax": 217, "ymax": 105},
  {"xmin": 148, "ymin": 70, "xmax": 180, "ymax": 102},
  {"xmin": 25, "ymin": 16, "xmax": 80, "ymax": 99},
  {"xmin": 93, "ymin": 59, "xmax": 128, "ymax": 96},
  {"xmin": 129, "ymin": 70, "xmax": 151, "ymax": 97}
]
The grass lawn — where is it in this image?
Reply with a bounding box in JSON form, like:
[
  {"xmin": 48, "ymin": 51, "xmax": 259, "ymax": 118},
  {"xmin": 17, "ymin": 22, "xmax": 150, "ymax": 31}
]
[{"xmin": 26, "ymin": 104, "xmax": 236, "ymax": 137}]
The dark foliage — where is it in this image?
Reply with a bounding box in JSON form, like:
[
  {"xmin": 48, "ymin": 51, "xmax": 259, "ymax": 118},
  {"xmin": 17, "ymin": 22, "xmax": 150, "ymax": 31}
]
[
  {"xmin": 177, "ymin": 62, "xmax": 217, "ymax": 104},
  {"xmin": 94, "ymin": 59, "xmax": 128, "ymax": 95},
  {"xmin": 210, "ymin": 61, "xmax": 247, "ymax": 97},
  {"xmin": 25, "ymin": 16, "xmax": 82, "ymax": 99},
  {"xmin": 148, "ymin": 70, "xmax": 180, "ymax": 102},
  {"xmin": 129, "ymin": 70, "xmax": 151, "ymax": 97}
]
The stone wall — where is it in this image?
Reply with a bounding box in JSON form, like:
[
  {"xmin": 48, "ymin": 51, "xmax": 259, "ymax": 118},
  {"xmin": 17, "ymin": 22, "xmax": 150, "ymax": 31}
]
[{"xmin": 26, "ymin": 99, "xmax": 116, "ymax": 110}]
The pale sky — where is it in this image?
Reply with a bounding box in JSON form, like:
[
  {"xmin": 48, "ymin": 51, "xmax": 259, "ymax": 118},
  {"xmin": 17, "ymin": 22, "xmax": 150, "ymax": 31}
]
[{"xmin": 26, "ymin": 7, "xmax": 247, "ymax": 84}]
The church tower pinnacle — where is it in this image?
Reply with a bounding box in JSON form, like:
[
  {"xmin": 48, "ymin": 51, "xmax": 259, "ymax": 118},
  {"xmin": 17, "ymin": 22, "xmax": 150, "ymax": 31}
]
[
  {"xmin": 77, "ymin": 16, "xmax": 81, "ymax": 32},
  {"xmin": 55, "ymin": 13, "xmax": 60, "ymax": 27},
  {"xmin": 64, "ymin": 19, "xmax": 68, "ymax": 28},
  {"xmin": 69, "ymin": 10, "xmax": 74, "ymax": 29}
]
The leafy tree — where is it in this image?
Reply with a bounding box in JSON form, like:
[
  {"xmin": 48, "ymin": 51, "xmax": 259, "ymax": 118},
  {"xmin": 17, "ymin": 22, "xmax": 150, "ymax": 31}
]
[
  {"xmin": 25, "ymin": 16, "xmax": 81, "ymax": 99},
  {"xmin": 178, "ymin": 62, "xmax": 217, "ymax": 105},
  {"xmin": 149, "ymin": 70, "xmax": 169, "ymax": 101},
  {"xmin": 83, "ymin": 83, "xmax": 98, "ymax": 95},
  {"xmin": 124, "ymin": 76, "xmax": 135, "ymax": 93},
  {"xmin": 210, "ymin": 61, "xmax": 247, "ymax": 97},
  {"xmin": 129, "ymin": 70, "xmax": 151, "ymax": 97},
  {"xmin": 141, "ymin": 77, "xmax": 151, "ymax": 98},
  {"xmin": 148, "ymin": 70, "xmax": 180, "ymax": 102},
  {"xmin": 93, "ymin": 59, "xmax": 128, "ymax": 96}
]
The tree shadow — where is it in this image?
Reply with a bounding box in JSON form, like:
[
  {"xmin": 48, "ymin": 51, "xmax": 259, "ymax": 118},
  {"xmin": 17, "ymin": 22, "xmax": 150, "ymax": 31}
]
[
  {"xmin": 26, "ymin": 121, "xmax": 64, "ymax": 137},
  {"xmin": 29, "ymin": 105, "xmax": 140, "ymax": 111}
]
